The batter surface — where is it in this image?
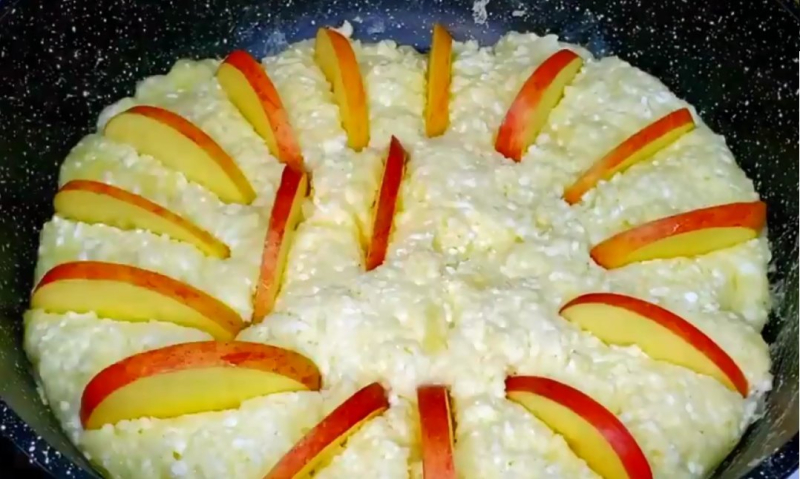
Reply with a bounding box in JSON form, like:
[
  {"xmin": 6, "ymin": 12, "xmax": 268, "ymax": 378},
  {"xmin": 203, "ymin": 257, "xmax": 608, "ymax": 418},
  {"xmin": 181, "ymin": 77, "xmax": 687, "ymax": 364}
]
[{"xmin": 25, "ymin": 27, "xmax": 771, "ymax": 478}]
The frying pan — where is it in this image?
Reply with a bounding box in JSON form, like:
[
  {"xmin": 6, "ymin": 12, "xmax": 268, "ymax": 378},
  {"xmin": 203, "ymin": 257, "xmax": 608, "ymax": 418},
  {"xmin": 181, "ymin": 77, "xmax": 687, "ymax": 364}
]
[{"xmin": 0, "ymin": 0, "xmax": 797, "ymax": 477}]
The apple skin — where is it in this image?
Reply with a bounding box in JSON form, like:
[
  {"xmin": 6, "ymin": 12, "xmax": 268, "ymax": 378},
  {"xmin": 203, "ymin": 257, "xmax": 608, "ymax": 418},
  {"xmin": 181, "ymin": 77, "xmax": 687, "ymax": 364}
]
[
  {"xmin": 104, "ymin": 105, "xmax": 256, "ymax": 204},
  {"xmin": 563, "ymin": 108, "xmax": 695, "ymax": 204},
  {"xmin": 217, "ymin": 50, "xmax": 304, "ymax": 169},
  {"xmin": 80, "ymin": 341, "xmax": 321, "ymax": 430},
  {"xmin": 252, "ymin": 166, "xmax": 309, "ymax": 322},
  {"xmin": 559, "ymin": 293, "xmax": 748, "ymax": 396},
  {"xmin": 54, "ymin": 179, "xmax": 230, "ymax": 258},
  {"xmin": 425, "ymin": 23, "xmax": 453, "ymax": 138},
  {"xmin": 315, "ymin": 28, "xmax": 369, "ymax": 151},
  {"xmin": 495, "ymin": 49, "xmax": 583, "ymax": 161},
  {"xmin": 417, "ymin": 385, "xmax": 456, "ymax": 479},
  {"xmin": 506, "ymin": 375, "xmax": 652, "ymax": 479},
  {"xmin": 590, "ymin": 201, "xmax": 767, "ymax": 269},
  {"xmin": 264, "ymin": 382, "xmax": 389, "ymax": 479},
  {"xmin": 365, "ymin": 136, "xmax": 408, "ymax": 271},
  {"xmin": 31, "ymin": 261, "xmax": 243, "ymax": 340}
]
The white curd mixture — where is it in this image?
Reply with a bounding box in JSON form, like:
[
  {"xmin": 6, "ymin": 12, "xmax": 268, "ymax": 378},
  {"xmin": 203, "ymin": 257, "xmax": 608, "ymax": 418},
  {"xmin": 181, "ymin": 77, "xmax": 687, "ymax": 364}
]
[{"xmin": 24, "ymin": 27, "xmax": 772, "ymax": 479}]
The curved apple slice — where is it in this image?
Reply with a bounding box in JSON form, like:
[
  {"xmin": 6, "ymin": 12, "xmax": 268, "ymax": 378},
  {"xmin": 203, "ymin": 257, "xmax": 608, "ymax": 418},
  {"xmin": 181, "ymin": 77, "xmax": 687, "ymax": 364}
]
[
  {"xmin": 365, "ymin": 136, "xmax": 408, "ymax": 271},
  {"xmin": 31, "ymin": 261, "xmax": 243, "ymax": 340},
  {"xmin": 560, "ymin": 293, "xmax": 748, "ymax": 396},
  {"xmin": 417, "ymin": 385, "xmax": 456, "ymax": 479},
  {"xmin": 80, "ymin": 341, "xmax": 321, "ymax": 429},
  {"xmin": 217, "ymin": 50, "xmax": 304, "ymax": 169},
  {"xmin": 104, "ymin": 105, "xmax": 256, "ymax": 204},
  {"xmin": 506, "ymin": 376, "xmax": 652, "ymax": 479},
  {"xmin": 591, "ymin": 201, "xmax": 767, "ymax": 269},
  {"xmin": 425, "ymin": 23, "xmax": 453, "ymax": 138},
  {"xmin": 264, "ymin": 382, "xmax": 389, "ymax": 478},
  {"xmin": 54, "ymin": 180, "xmax": 229, "ymax": 258},
  {"xmin": 253, "ymin": 166, "xmax": 309, "ymax": 322},
  {"xmin": 315, "ymin": 27, "xmax": 369, "ymax": 151},
  {"xmin": 564, "ymin": 108, "xmax": 695, "ymax": 204},
  {"xmin": 495, "ymin": 49, "xmax": 583, "ymax": 161}
]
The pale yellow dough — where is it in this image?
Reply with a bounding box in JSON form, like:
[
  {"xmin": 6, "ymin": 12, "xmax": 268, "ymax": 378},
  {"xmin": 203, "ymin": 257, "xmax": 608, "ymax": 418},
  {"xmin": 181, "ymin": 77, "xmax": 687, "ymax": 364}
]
[{"xmin": 25, "ymin": 29, "xmax": 771, "ymax": 479}]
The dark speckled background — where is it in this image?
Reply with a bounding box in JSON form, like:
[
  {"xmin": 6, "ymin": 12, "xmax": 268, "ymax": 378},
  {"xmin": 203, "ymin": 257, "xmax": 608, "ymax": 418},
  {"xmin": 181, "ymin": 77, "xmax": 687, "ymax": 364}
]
[{"xmin": 0, "ymin": 0, "xmax": 797, "ymax": 477}]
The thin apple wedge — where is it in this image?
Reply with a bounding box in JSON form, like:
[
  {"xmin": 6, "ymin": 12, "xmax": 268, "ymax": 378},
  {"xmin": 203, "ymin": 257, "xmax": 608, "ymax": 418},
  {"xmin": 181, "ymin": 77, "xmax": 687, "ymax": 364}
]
[
  {"xmin": 104, "ymin": 105, "xmax": 256, "ymax": 204},
  {"xmin": 31, "ymin": 261, "xmax": 243, "ymax": 340},
  {"xmin": 54, "ymin": 180, "xmax": 229, "ymax": 258},
  {"xmin": 217, "ymin": 50, "xmax": 304, "ymax": 169},
  {"xmin": 252, "ymin": 166, "xmax": 309, "ymax": 322},
  {"xmin": 315, "ymin": 27, "xmax": 369, "ymax": 151},
  {"xmin": 365, "ymin": 136, "xmax": 408, "ymax": 271},
  {"xmin": 560, "ymin": 293, "xmax": 748, "ymax": 395},
  {"xmin": 564, "ymin": 108, "xmax": 695, "ymax": 204},
  {"xmin": 425, "ymin": 23, "xmax": 453, "ymax": 138},
  {"xmin": 417, "ymin": 385, "xmax": 456, "ymax": 479},
  {"xmin": 495, "ymin": 49, "xmax": 583, "ymax": 161},
  {"xmin": 264, "ymin": 382, "xmax": 389, "ymax": 478},
  {"xmin": 80, "ymin": 341, "xmax": 321, "ymax": 429},
  {"xmin": 506, "ymin": 376, "xmax": 652, "ymax": 479},
  {"xmin": 591, "ymin": 201, "xmax": 767, "ymax": 269}
]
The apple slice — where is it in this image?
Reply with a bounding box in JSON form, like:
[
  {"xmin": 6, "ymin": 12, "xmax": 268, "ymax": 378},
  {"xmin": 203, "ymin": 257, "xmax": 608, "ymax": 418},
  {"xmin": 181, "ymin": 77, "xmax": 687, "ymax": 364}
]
[
  {"xmin": 495, "ymin": 49, "xmax": 583, "ymax": 161},
  {"xmin": 264, "ymin": 382, "xmax": 389, "ymax": 478},
  {"xmin": 564, "ymin": 108, "xmax": 695, "ymax": 204},
  {"xmin": 80, "ymin": 341, "xmax": 321, "ymax": 430},
  {"xmin": 54, "ymin": 180, "xmax": 229, "ymax": 258},
  {"xmin": 417, "ymin": 385, "xmax": 456, "ymax": 479},
  {"xmin": 252, "ymin": 166, "xmax": 309, "ymax": 322},
  {"xmin": 560, "ymin": 293, "xmax": 748, "ymax": 396},
  {"xmin": 31, "ymin": 261, "xmax": 243, "ymax": 340},
  {"xmin": 425, "ymin": 23, "xmax": 453, "ymax": 138},
  {"xmin": 506, "ymin": 376, "xmax": 652, "ymax": 479},
  {"xmin": 104, "ymin": 105, "xmax": 256, "ymax": 204},
  {"xmin": 591, "ymin": 201, "xmax": 767, "ymax": 269},
  {"xmin": 365, "ymin": 136, "xmax": 408, "ymax": 271},
  {"xmin": 315, "ymin": 27, "xmax": 369, "ymax": 151},
  {"xmin": 217, "ymin": 50, "xmax": 304, "ymax": 169}
]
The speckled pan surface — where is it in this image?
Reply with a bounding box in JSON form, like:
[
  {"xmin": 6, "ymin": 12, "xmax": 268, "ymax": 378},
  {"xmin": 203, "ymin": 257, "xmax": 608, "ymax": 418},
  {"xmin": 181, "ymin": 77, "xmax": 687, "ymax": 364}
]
[{"xmin": 0, "ymin": 0, "xmax": 796, "ymax": 478}]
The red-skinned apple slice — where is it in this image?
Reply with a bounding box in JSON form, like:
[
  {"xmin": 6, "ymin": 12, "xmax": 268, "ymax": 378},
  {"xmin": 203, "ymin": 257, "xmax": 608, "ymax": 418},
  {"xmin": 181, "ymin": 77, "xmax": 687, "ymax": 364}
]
[
  {"xmin": 495, "ymin": 49, "xmax": 583, "ymax": 161},
  {"xmin": 417, "ymin": 385, "xmax": 456, "ymax": 479},
  {"xmin": 315, "ymin": 27, "xmax": 370, "ymax": 151},
  {"xmin": 560, "ymin": 293, "xmax": 748, "ymax": 396},
  {"xmin": 217, "ymin": 50, "xmax": 304, "ymax": 169},
  {"xmin": 564, "ymin": 108, "xmax": 695, "ymax": 204},
  {"xmin": 506, "ymin": 376, "xmax": 652, "ymax": 479},
  {"xmin": 365, "ymin": 136, "xmax": 408, "ymax": 271},
  {"xmin": 80, "ymin": 341, "xmax": 321, "ymax": 430},
  {"xmin": 591, "ymin": 201, "xmax": 767, "ymax": 269},
  {"xmin": 425, "ymin": 23, "xmax": 453, "ymax": 138},
  {"xmin": 252, "ymin": 166, "xmax": 309, "ymax": 322},
  {"xmin": 31, "ymin": 261, "xmax": 243, "ymax": 340},
  {"xmin": 104, "ymin": 105, "xmax": 256, "ymax": 204},
  {"xmin": 54, "ymin": 180, "xmax": 229, "ymax": 258},
  {"xmin": 264, "ymin": 382, "xmax": 389, "ymax": 479}
]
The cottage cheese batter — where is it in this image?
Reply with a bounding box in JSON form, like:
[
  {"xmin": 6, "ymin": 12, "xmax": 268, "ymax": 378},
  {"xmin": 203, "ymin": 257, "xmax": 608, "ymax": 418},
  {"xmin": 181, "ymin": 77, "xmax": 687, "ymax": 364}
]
[{"xmin": 25, "ymin": 29, "xmax": 772, "ymax": 479}]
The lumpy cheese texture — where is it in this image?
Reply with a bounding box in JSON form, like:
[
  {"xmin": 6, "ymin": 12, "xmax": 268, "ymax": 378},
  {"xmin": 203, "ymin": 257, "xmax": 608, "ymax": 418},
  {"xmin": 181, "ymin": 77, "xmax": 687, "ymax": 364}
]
[{"xmin": 25, "ymin": 30, "xmax": 772, "ymax": 479}]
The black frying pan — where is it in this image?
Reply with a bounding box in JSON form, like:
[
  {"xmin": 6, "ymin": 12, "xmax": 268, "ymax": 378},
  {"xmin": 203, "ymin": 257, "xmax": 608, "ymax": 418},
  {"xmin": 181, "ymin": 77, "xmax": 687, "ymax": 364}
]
[{"xmin": 0, "ymin": 0, "xmax": 797, "ymax": 477}]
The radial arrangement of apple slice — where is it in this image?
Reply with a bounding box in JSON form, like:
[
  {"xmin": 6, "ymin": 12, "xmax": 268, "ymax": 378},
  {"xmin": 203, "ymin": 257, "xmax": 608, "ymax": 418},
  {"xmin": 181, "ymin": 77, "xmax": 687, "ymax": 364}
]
[
  {"xmin": 104, "ymin": 105, "xmax": 256, "ymax": 204},
  {"xmin": 264, "ymin": 382, "xmax": 390, "ymax": 478},
  {"xmin": 80, "ymin": 341, "xmax": 322, "ymax": 429},
  {"xmin": 31, "ymin": 261, "xmax": 244, "ymax": 340},
  {"xmin": 54, "ymin": 179, "xmax": 230, "ymax": 258},
  {"xmin": 28, "ymin": 22, "xmax": 771, "ymax": 478},
  {"xmin": 217, "ymin": 50, "xmax": 305, "ymax": 170},
  {"xmin": 417, "ymin": 385, "xmax": 457, "ymax": 479},
  {"xmin": 560, "ymin": 293, "xmax": 749, "ymax": 396},
  {"xmin": 506, "ymin": 376, "xmax": 653, "ymax": 479}
]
